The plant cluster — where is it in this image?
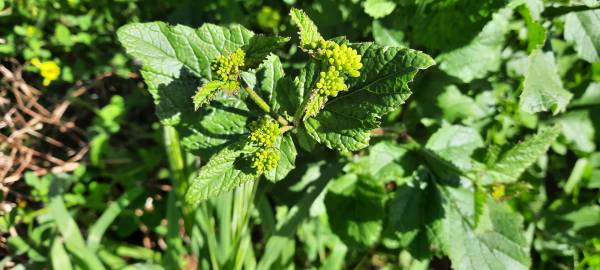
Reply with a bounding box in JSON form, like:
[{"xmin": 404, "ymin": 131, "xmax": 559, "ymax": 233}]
[{"xmin": 2, "ymin": 0, "xmax": 599, "ymax": 269}]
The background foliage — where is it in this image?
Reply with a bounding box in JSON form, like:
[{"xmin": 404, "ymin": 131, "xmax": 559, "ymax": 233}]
[{"xmin": 1, "ymin": 0, "xmax": 599, "ymax": 269}]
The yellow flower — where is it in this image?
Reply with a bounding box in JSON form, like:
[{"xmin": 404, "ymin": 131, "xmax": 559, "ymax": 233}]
[
  {"xmin": 491, "ymin": 184, "xmax": 506, "ymax": 200},
  {"xmin": 31, "ymin": 58, "xmax": 61, "ymax": 86},
  {"xmin": 26, "ymin": 25, "xmax": 38, "ymax": 38}
]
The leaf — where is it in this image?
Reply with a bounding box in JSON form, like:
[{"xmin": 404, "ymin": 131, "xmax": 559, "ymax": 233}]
[
  {"xmin": 185, "ymin": 141, "xmax": 257, "ymax": 205},
  {"xmin": 372, "ymin": 20, "xmax": 405, "ymax": 47},
  {"xmin": 255, "ymin": 54, "xmax": 299, "ymax": 115},
  {"xmin": 437, "ymin": 85, "xmax": 488, "ymax": 122},
  {"xmin": 555, "ymin": 110, "xmax": 596, "ymax": 153},
  {"xmin": 51, "ymin": 238, "xmax": 73, "ymax": 270},
  {"xmin": 243, "ymin": 35, "xmax": 290, "ymax": 68},
  {"xmin": 289, "ymin": 8, "xmax": 323, "ymax": 47},
  {"xmin": 485, "ymin": 126, "xmax": 560, "ymax": 183},
  {"xmin": 304, "ymin": 43, "xmax": 435, "ymax": 151},
  {"xmin": 179, "ymin": 93, "xmax": 250, "ymax": 158},
  {"xmin": 87, "ymin": 187, "xmax": 144, "ymax": 252},
  {"xmin": 364, "ymin": 0, "xmax": 397, "ymax": 18},
  {"xmin": 193, "ymin": 80, "xmax": 224, "ymax": 110},
  {"xmin": 520, "ymin": 5, "xmax": 546, "ymax": 52},
  {"xmin": 264, "ymin": 134, "xmax": 297, "ymax": 182},
  {"xmin": 519, "ymin": 49, "xmax": 573, "ymax": 115},
  {"xmin": 325, "ymin": 174, "xmax": 385, "ymax": 248},
  {"xmin": 426, "ymin": 125, "xmax": 484, "ymax": 170},
  {"xmin": 117, "ymin": 22, "xmax": 253, "ymax": 124},
  {"xmin": 387, "ymin": 174, "xmax": 444, "ymax": 259},
  {"xmin": 49, "ymin": 197, "xmax": 106, "ymax": 270},
  {"xmin": 437, "ymin": 186, "xmax": 531, "ymax": 270},
  {"xmin": 437, "ymin": 8, "xmax": 511, "ymax": 82},
  {"xmin": 564, "ymin": 10, "xmax": 600, "ymax": 63}
]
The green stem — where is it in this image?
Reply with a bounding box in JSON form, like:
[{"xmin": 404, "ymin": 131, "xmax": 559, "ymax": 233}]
[
  {"xmin": 163, "ymin": 126, "xmax": 188, "ymax": 194},
  {"xmin": 242, "ymin": 86, "xmax": 289, "ymax": 126}
]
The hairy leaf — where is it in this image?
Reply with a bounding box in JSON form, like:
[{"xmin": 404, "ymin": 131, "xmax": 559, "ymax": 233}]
[
  {"xmin": 426, "ymin": 125, "xmax": 484, "ymax": 170},
  {"xmin": 290, "ymin": 8, "xmax": 323, "ymax": 47},
  {"xmin": 437, "ymin": 8, "xmax": 511, "ymax": 82},
  {"xmin": 244, "ymin": 35, "xmax": 290, "ymax": 68},
  {"xmin": 264, "ymin": 135, "xmax": 297, "ymax": 182},
  {"xmin": 438, "ymin": 186, "xmax": 531, "ymax": 270},
  {"xmin": 519, "ymin": 49, "xmax": 573, "ymax": 115},
  {"xmin": 117, "ymin": 22, "xmax": 253, "ymax": 124},
  {"xmin": 185, "ymin": 141, "xmax": 257, "ymax": 205},
  {"xmin": 304, "ymin": 43, "xmax": 435, "ymax": 151},
  {"xmin": 564, "ymin": 10, "xmax": 600, "ymax": 63},
  {"xmin": 485, "ymin": 126, "xmax": 560, "ymax": 183}
]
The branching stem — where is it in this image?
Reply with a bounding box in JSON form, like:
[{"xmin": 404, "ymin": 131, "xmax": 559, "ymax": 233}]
[{"xmin": 243, "ymin": 86, "xmax": 289, "ymax": 127}]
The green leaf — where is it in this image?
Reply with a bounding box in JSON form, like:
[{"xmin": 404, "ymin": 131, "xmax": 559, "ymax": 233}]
[
  {"xmin": 304, "ymin": 43, "xmax": 435, "ymax": 151},
  {"xmin": 49, "ymin": 197, "xmax": 106, "ymax": 270},
  {"xmin": 387, "ymin": 175, "xmax": 444, "ymax": 259},
  {"xmin": 51, "ymin": 238, "xmax": 73, "ymax": 270},
  {"xmin": 372, "ymin": 20, "xmax": 406, "ymax": 47},
  {"xmin": 264, "ymin": 134, "xmax": 297, "ymax": 182},
  {"xmin": 179, "ymin": 93, "xmax": 250, "ymax": 158},
  {"xmin": 255, "ymin": 54, "xmax": 298, "ymax": 115},
  {"xmin": 193, "ymin": 80, "xmax": 224, "ymax": 110},
  {"xmin": 555, "ymin": 110, "xmax": 596, "ymax": 153},
  {"xmin": 437, "ymin": 8, "xmax": 511, "ymax": 82},
  {"xmin": 437, "ymin": 186, "xmax": 531, "ymax": 270},
  {"xmin": 485, "ymin": 126, "xmax": 560, "ymax": 183},
  {"xmin": 521, "ymin": 5, "xmax": 546, "ymax": 52},
  {"xmin": 325, "ymin": 174, "xmax": 385, "ymax": 248},
  {"xmin": 364, "ymin": 0, "xmax": 397, "ymax": 18},
  {"xmin": 426, "ymin": 125, "xmax": 484, "ymax": 170},
  {"xmin": 185, "ymin": 141, "xmax": 257, "ymax": 205},
  {"xmin": 437, "ymin": 85, "xmax": 488, "ymax": 122},
  {"xmin": 87, "ymin": 187, "xmax": 144, "ymax": 252},
  {"xmin": 564, "ymin": 10, "xmax": 600, "ymax": 63},
  {"xmin": 243, "ymin": 35, "xmax": 290, "ymax": 68},
  {"xmin": 117, "ymin": 22, "xmax": 253, "ymax": 124},
  {"xmin": 289, "ymin": 8, "xmax": 324, "ymax": 47},
  {"xmin": 519, "ymin": 49, "xmax": 573, "ymax": 115}
]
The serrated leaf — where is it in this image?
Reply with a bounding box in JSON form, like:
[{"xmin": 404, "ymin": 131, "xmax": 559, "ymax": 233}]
[
  {"xmin": 426, "ymin": 125, "xmax": 484, "ymax": 170},
  {"xmin": 117, "ymin": 22, "xmax": 253, "ymax": 124},
  {"xmin": 304, "ymin": 43, "xmax": 434, "ymax": 151},
  {"xmin": 264, "ymin": 135, "xmax": 297, "ymax": 182},
  {"xmin": 325, "ymin": 174, "xmax": 385, "ymax": 248},
  {"xmin": 364, "ymin": 0, "xmax": 397, "ymax": 18},
  {"xmin": 185, "ymin": 141, "xmax": 257, "ymax": 205},
  {"xmin": 244, "ymin": 35, "xmax": 290, "ymax": 68},
  {"xmin": 255, "ymin": 54, "xmax": 297, "ymax": 115},
  {"xmin": 387, "ymin": 174, "xmax": 444, "ymax": 259},
  {"xmin": 485, "ymin": 126, "xmax": 560, "ymax": 183},
  {"xmin": 519, "ymin": 49, "xmax": 573, "ymax": 115},
  {"xmin": 193, "ymin": 80, "xmax": 224, "ymax": 110},
  {"xmin": 290, "ymin": 8, "xmax": 324, "ymax": 47},
  {"xmin": 564, "ymin": 10, "xmax": 600, "ymax": 63},
  {"xmin": 438, "ymin": 186, "xmax": 531, "ymax": 270},
  {"xmin": 437, "ymin": 8, "xmax": 511, "ymax": 82},
  {"xmin": 180, "ymin": 93, "xmax": 250, "ymax": 158}
]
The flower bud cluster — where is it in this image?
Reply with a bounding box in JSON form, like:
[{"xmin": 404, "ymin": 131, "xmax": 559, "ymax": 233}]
[
  {"xmin": 248, "ymin": 117, "xmax": 281, "ymax": 174},
  {"xmin": 211, "ymin": 48, "xmax": 245, "ymax": 82},
  {"xmin": 248, "ymin": 117, "xmax": 280, "ymax": 147},
  {"xmin": 316, "ymin": 67, "xmax": 347, "ymax": 97},
  {"xmin": 252, "ymin": 148, "xmax": 280, "ymax": 174},
  {"xmin": 311, "ymin": 40, "xmax": 362, "ymax": 99}
]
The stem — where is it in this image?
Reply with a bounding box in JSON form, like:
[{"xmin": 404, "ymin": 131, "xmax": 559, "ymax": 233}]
[
  {"xmin": 242, "ymin": 86, "xmax": 289, "ymax": 126},
  {"xmin": 163, "ymin": 126, "xmax": 188, "ymax": 194}
]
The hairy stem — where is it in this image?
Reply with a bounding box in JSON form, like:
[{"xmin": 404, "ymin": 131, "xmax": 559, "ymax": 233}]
[{"xmin": 242, "ymin": 86, "xmax": 289, "ymax": 126}]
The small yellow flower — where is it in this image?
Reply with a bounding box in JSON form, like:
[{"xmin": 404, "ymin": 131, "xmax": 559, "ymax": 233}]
[
  {"xmin": 31, "ymin": 58, "xmax": 61, "ymax": 86},
  {"xmin": 491, "ymin": 184, "xmax": 506, "ymax": 200},
  {"xmin": 26, "ymin": 25, "xmax": 38, "ymax": 38}
]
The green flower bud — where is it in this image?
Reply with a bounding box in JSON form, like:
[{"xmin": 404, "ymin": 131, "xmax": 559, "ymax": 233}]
[
  {"xmin": 251, "ymin": 148, "xmax": 280, "ymax": 174},
  {"xmin": 211, "ymin": 48, "xmax": 246, "ymax": 83},
  {"xmin": 315, "ymin": 40, "xmax": 362, "ymax": 78},
  {"xmin": 248, "ymin": 116, "xmax": 280, "ymax": 147},
  {"xmin": 316, "ymin": 66, "xmax": 347, "ymax": 97}
]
